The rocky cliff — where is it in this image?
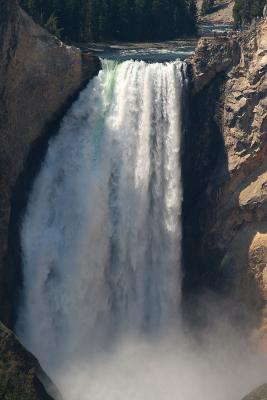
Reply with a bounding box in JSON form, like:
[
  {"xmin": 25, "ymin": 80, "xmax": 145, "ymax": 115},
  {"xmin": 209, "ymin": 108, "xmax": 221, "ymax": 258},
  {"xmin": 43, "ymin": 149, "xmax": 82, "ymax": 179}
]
[
  {"xmin": 0, "ymin": 1, "xmax": 266, "ymax": 397},
  {"xmin": 0, "ymin": 322, "xmax": 61, "ymax": 400},
  {"xmin": 0, "ymin": 0, "xmax": 100, "ymax": 326},
  {"xmin": 242, "ymin": 384, "xmax": 267, "ymax": 400},
  {"xmin": 197, "ymin": 0, "xmax": 234, "ymax": 24},
  {"xmin": 184, "ymin": 18, "xmax": 267, "ymax": 337}
]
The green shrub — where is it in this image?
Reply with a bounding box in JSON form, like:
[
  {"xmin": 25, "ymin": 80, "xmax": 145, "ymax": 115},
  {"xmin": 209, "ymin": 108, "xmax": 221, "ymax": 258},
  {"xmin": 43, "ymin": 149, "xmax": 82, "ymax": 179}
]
[{"xmin": 45, "ymin": 13, "xmax": 63, "ymax": 38}]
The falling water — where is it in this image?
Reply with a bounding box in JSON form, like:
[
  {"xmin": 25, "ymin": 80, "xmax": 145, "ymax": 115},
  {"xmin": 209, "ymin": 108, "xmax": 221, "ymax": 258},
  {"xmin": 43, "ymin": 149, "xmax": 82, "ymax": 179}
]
[
  {"xmin": 16, "ymin": 59, "xmax": 267, "ymax": 400},
  {"xmin": 17, "ymin": 59, "xmax": 185, "ymax": 367}
]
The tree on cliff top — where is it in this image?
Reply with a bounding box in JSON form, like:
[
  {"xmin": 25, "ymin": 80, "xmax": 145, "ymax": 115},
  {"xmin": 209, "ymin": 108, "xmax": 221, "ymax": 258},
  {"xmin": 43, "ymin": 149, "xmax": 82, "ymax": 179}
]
[
  {"xmin": 20, "ymin": 0, "xmax": 197, "ymax": 41},
  {"xmin": 233, "ymin": 0, "xmax": 267, "ymax": 27}
]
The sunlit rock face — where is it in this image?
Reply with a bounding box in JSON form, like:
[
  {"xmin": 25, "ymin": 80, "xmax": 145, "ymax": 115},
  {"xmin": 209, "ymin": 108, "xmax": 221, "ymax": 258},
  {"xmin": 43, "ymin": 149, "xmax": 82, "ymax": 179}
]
[
  {"xmin": 183, "ymin": 17, "xmax": 267, "ymax": 336},
  {"xmin": 0, "ymin": 0, "xmax": 100, "ymax": 325}
]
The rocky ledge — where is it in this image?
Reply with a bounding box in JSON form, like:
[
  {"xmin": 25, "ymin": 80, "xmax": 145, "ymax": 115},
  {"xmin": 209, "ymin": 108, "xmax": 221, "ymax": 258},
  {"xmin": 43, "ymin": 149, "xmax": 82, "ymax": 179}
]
[
  {"xmin": 0, "ymin": 0, "xmax": 100, "ymax": 326},
  {"xmin": 184, "ymin": 17, "xmax": 267, "ymax": 337},
  {"xmin": 0, "ymin": 322, "xmax": 61, "ymax": 400}
]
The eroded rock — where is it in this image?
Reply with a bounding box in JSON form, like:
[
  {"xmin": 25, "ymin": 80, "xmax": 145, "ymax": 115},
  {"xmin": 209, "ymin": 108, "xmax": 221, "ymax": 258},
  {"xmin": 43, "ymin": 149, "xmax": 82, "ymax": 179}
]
[
  {"xmin": 188, "ymin": 34, "xmax": 241, "ymax": 93},
  {"xmin": 0, "ymin": 0, "xmax": 100, "ymax": 325},
  {"xmin": 183, "ymin": 18, "xmax": 267, "ymax": 336}
]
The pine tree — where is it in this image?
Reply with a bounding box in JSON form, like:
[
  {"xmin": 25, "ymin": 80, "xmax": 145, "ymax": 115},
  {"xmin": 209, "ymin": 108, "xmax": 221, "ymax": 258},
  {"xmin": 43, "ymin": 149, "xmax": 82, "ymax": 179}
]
[
  {"xmin": 19, "ymin": 0, "xmax": 197, "ymax": 42},
  {"xmin": 45, "ymin": 13, "xmax": 63, "ymax": 37},
  {"xmin": 233, "ymin": 0, "xmax": 266, "ymax": 27}
]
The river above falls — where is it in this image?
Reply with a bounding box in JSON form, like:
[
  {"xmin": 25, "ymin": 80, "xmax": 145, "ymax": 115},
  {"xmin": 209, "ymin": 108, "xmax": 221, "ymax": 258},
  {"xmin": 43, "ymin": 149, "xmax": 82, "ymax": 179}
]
[
  {"xmin": 75, "ymin": 23, "xmax": 233, "ymax": 62},
  {"xmin": 78, "ymin": 39, "xmax": 197, "ymax": 62}
]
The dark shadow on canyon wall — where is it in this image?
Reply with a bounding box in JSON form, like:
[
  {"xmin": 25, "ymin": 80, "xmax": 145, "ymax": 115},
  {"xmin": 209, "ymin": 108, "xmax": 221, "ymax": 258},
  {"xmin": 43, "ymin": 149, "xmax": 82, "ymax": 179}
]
[
  {"xmin": 182, "ymin": 72, "xmax": 230, "ymax": 296},
  {"xmin": 181, "ymin": 59, "xmax": 266, "ymax": 334},
  {"xmin": 180, "ymin": 71, "xmax": 260, "ymax": 331}
]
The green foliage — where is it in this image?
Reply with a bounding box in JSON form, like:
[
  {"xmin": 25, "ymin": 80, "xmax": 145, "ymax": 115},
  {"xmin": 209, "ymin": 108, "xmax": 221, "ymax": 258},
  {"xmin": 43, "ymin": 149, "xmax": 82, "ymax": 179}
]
[
  {"xmin": 20, "ymin": 0, "xmax": 197, "ymax": 41},
  {"xmin": 45, "ymin": 13, "xmax": 63, "ymax": 38},
  {"xmin": 233, "ymin": 0, "xmax": 267, "ymax": 27}
]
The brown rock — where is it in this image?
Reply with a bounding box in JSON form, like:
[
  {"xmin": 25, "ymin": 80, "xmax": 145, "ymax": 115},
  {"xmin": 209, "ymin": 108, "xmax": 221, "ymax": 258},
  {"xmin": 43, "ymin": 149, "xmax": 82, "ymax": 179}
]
[
  {"xmin": 0, "ymin": 1, "xmax": 100, "ymax": 325},
  {"xmin": 197, "ymin": 0, "xmax": 235, "ymax": 24},
  {"xmin": 183, "ymin": 18, "xmax": 267, "ymax": 334},
  {"xmin": 188, "ymin": 34, "xmax": 241, "ymax": 93}
]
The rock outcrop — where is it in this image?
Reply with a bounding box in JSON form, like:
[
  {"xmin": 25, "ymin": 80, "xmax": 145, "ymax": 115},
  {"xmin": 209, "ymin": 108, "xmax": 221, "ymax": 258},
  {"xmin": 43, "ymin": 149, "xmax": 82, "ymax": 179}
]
[
  {"xmin": 0, "ymin": 322, "xmax": 61, "ymax": 400},
  {"xmin": 184, "ymin": 18, "xmax": 267, "ymax": 335},
  {"xmin": 242, "ymin": 384, "xmax": 267, "ymax": 400},
  {"xmin": 0, "ymin": 0, "xmax": 100, "ymax": 326},
  {"xmin": 197, "ymin": 0, "xmax": 234, "ymax": 24}
]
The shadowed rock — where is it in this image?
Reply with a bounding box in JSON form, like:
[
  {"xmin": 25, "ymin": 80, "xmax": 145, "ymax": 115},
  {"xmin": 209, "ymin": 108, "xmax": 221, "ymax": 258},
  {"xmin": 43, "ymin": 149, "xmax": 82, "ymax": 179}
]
[
  {"xmin": 0, "ymin": 0, "xmax": 100, "ymax": 325},
  {"xmin": 183, "ymin": 18, "xmax": 267, "ymax": 336},
  {"xmin": 0, "ymin": 322, "xmax": 62, "ymax": 400},
  {"xmin": 242, "ymin": 384, "xmax": 267, "ymax": 400}
]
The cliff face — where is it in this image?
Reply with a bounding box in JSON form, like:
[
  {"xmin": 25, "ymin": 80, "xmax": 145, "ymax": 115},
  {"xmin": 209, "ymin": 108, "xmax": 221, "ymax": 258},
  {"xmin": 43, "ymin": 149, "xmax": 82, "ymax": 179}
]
[
  {"xmin": 0, "ymin": 0, "xmax": 101, "ymax": 326},
  {"xmin": 197, "ymin": 0, "xmax": 234, "ymax": 24},
  {"xmin": 0, "ymin": 322, "xmax": 61, "ymax": 400},
  {"xmin": 184, "ymin": 18, "xmax": 267, "ymax": 335},
  {"xmin": 241, "ymin": 384, "xmax": 267, "ymax": 400}
]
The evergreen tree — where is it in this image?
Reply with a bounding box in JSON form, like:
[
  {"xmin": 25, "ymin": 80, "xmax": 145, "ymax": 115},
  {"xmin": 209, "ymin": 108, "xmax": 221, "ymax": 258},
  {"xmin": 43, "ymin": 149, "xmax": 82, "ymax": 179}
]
[
  {"xmin": 233, "ymin": 0, "xmax": 266, "ymax": 27},
  {"xmin": 19, "ymin": 0, "xmax": 197, "ymax": 42},
  {"xmin": 135, "ymin": 0, "xmax": 153, "ymax": 39},
  {"xmin": 45, "ymin": 13, "xmax": 63, "ymax": 37},
  {"xmin": 187, "ymin": 0, "xmax": 197, "ymax": 34}
]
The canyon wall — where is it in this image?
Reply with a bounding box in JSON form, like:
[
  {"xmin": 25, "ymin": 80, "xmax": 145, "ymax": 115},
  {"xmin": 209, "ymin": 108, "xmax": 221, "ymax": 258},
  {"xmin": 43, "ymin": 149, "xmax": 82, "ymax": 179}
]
[
  {"xmin": 0, "ymin": 322, "xmax": 61, "ymax": 400},
  {"xmin": 242, "ymin": 383, "xmax": 267, "ymax": 400},
  {"xmin": 0, "ymin": 0, "xmax": 100, "ymax": 326},
  {"xmin": 0, "ymin": 1, "xmax": 266, "ymax": 397},
  {"xmin": 184, "ymin": 18, "xmax": 267, "ymax": 337}
]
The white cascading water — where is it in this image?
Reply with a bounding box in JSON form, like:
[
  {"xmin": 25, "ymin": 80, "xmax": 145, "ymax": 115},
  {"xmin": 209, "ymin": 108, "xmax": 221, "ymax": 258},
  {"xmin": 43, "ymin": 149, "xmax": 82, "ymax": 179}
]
[
  {"xmin": 17, "ymin": 57, "xmax": 184, "ymax": 374},
  {"xmin": 16, "ymin": 59, "xmax": 267, "ymax": 400}
]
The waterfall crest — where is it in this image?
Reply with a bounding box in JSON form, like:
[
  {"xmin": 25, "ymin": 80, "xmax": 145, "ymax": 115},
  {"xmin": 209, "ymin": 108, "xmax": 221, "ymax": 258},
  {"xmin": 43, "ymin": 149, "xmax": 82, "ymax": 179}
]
[{"xmin": 17, "ymin": 59, "xmax": 186, "ymax": 370}]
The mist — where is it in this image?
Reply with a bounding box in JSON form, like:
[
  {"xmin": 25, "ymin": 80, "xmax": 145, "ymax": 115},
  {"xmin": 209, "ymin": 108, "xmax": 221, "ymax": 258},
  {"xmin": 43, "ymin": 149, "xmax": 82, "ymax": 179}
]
[{"xmin": 51, "ymin": 296, "xmax": 267, "ymax": 400}]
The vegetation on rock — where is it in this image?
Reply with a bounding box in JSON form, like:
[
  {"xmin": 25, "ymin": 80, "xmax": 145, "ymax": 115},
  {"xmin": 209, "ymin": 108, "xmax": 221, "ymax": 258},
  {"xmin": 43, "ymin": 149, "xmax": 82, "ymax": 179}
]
[
  {"xmin": 19, "ymin": 0, "xmax": 197, "ymax": 41},
  {"xmin": 233, "ymin": 0, "xmax": 267, "ymax": 27}
]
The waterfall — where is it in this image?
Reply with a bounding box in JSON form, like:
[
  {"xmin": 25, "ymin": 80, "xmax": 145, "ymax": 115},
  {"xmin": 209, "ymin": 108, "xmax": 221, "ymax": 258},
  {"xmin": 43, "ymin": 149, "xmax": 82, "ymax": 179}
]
[
  {"xmin": 15, "ymin": 58, "xmax": 267, "ymax": 400},
  {"xmin": 17, "ymin": 59, "xmax": 187, "ymax": 396}
]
